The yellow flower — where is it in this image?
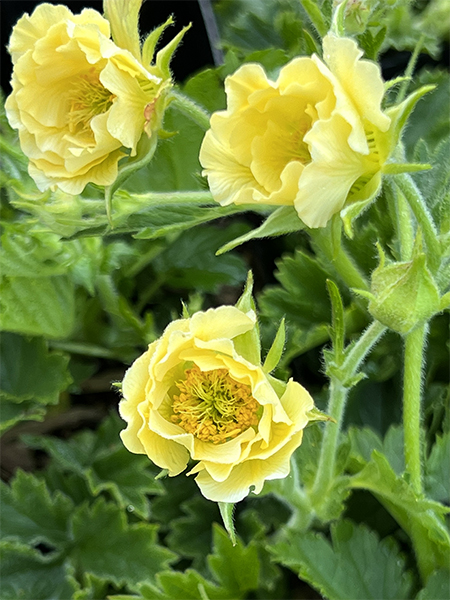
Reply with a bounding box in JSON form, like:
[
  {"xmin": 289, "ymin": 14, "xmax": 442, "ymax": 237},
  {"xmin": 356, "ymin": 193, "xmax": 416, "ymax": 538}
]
[
  {"xmin": 5, "ymin": 3, "xmax": 188, "ymax": 194},
  {"xmin": 199, "ymin": 34, "xmax": 392, "ymax": 228},
  {"xmin": 119, "ymin": 305, "xmax": 315, "ymax": 503}
]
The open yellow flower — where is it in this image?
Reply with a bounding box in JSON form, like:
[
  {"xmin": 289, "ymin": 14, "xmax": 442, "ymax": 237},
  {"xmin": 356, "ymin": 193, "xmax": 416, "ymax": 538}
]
[
  {"xmin": 119, "ymin": 305, "xmax": 315, "ymax": 503},
  {"xmin": 199, "ymin": 34, "xmax": 392, "ymax": 228},
  {"xmin": 5, "ymin": 2, "xmax": 188, "ymax": 194}
]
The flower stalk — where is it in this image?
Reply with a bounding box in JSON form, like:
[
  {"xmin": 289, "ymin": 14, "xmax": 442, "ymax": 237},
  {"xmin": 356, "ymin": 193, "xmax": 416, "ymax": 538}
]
[
  {"xmin": 170, "ymin": 89, "xmax": 211, "ymax": 130},
  {"xmin": 310, "ymin": 320, "xmax": 387, "ymax": 505},
  {"xmin": 403, "ymin": 323, "xmax": 428, "ymax": 494}
]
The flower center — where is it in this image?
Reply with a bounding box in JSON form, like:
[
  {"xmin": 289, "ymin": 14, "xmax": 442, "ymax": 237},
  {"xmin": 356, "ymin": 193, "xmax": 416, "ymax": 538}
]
[
  {"xmin": 67, "ymin": 69, "xmax": 115, "ymax": 136},
  {"xmin": 171, "ymin": 366, "xmax": 260, "ymax": 444}
]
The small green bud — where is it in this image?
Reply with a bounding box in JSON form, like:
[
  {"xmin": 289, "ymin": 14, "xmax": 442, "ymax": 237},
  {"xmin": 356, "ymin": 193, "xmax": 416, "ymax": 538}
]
[{"xmin": 359, "ymin": 243, "xmax": 441, "ymax": 335}]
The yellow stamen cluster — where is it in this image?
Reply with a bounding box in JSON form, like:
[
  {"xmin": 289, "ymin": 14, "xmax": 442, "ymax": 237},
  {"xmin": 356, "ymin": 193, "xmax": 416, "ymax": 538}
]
[
  {"xmin": 67, "ymin": 69, "xmax": 115, "ymax": 136},
  {"xmin": 171, "ymin": 366, "xmax": 260, "ymax": 444}
]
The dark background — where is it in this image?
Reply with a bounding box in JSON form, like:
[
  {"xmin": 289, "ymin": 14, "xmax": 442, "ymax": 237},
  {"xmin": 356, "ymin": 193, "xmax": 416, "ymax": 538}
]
[{"xmin": 1, "ymin": 0, "xmax": 216, "ymax": 95}]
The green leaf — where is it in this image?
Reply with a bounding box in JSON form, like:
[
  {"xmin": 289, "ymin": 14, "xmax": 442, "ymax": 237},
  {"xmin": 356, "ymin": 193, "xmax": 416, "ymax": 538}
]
[
  {"xmin": 350, "ymin": 451, "xmax": 450, "ymax": 580},
  {"xmin": 425, "ymin": 432, "xmax": 450, "ymax": 505},
  {"xmin": 136, "ymin": 571, "xmax": 234, "ymax": 600},
  {"xmin": 208, "ymin": 525, "xmax": 260, "ymax": 594},
  {"xmin": 153, "ymin": 224, "xmax": 248, "ymax": 292},
  {"xmin": 0, "ymin": 333, "xmax": 71, "ymax": 404},
  {"xmin": 260, "ymin": 249, "xmax": 332, "ymax": 329},
  {"xmin": 24, "ymin": 414, "xmax": 164, "ymax": 519},
  {"xmin": 0, "ymin": 542, "xmax": 75, "ymax": 600},
  {"xmin": 0, "ymin": 275, "xmax": 75, "ymax": 338},
  {"xmin": 0, "ymin": 401, "xmax": 47, "ymax": 433},
  {"xmin": 217, "ymin": 206, "xmax": 303, "ymax": 255},
  {"xmin": 129, "ymin": 204, "xmax": 249, "ymax": 240},
  {"xmin": 165, "ymin": 496, "xmax": 219, "ymax": 561},
  {"xmin": 0, "ymin": 470, "xmax": 73, "ymax": 548},
  {"xmin": 417, "ymin": 569, "xmax": 450, "ymax": 600},
  {"xmin": 270, "ymin": 520, "xmax": 414, "ymax": 600},
  {"xmin": 70, "ymin": 498, "xmax": 175, "ymax": 588}
]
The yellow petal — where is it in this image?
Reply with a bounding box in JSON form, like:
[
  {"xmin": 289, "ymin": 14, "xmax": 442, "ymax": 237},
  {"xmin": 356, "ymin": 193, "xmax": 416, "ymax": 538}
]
[
  {"xmin": 225, "ymin": 63, "xmax": 273, "ymax": 112},
  {"xmin": 8, "ymin": 4, "xmax": 72, "ymax": 64},
  {"xmin": 295, "ymin": 114, "xmax": 369, "ymax": 227},
  {"xmin": 194, "ymin": 432, "xmax": 303, "ymax": 502},
  {"xmin": 323, "ymin": 34, "xmax": 390, "ymax": 133},
  {"xmin": 103, "ymin": 0, "xmax": 142, "ymax": 60},
  {"xmin": 190, "ymin": 306, "xmax": 256, "ymax": 341}
]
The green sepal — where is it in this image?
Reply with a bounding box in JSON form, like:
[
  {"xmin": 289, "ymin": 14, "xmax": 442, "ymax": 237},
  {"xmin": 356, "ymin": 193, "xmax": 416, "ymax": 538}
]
[
  {"xmin": 142, "ymin": 16, "xmax": 174, "ymax": 68},
  {"xmin": 330, "ymin": 0, "xmax": 349, "ymax": 36},
  {"xmin": 385, "ymin": 85, "xmax": 436, "ymax": 154},
  {"xmin": 155, "ymin": 469, "xmax": 169, "ymax": 480},
  {"xmin": 440, "ymin": 291, "xmax": 450, "ymax": 311},
  {"xmin": 218, "ymin": 502, "xmax": 237, "ymax": 547},
  {"xmin": 105, "ymin": 134, "xmax": 158, "ymax": 224},
  {"xmin": 234, "ymin": 272, "xmax": 261, "ymax": 365},
  {"xmin": 383, "ymin": 163, "xmax": 432, "ymax": 175},
  {"xmin": 156, "ymin": 24, "xmax": 192, "ymax": 80},
  {"xmin": 263, "ymin": 318, "xmax": 285, "ymax": 374},
  {"xmin": 306, "ymin": 407, "xmax": 335, "ymax": 424}
]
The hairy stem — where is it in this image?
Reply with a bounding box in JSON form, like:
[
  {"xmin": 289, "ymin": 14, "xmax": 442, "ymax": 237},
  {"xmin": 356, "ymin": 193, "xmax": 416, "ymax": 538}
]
[
  {"xmin": 170, "ymin": 89, "xmax": 211, "ymax": 130},
  {"xmin": 403, "ymin": 323, "xmax": 428, "ymax": 494},
  {"xmin": 311, "ymin": 321, "xmax": 387, "ymax": 503},
  {"xmin": 395, "ymin": 174, "xmax": 441, "ymax": 272}
]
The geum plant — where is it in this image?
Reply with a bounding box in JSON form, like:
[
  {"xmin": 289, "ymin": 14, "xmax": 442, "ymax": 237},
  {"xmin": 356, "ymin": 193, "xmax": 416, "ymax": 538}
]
[{"xmin": 0, "ymin": 0, "xmax": 449, "ymax": 599}]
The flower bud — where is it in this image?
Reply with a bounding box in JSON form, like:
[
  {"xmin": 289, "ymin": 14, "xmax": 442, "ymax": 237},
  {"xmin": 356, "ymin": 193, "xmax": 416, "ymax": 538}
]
[{"xmin": 358, "ymin": 244, "xmax": 441, "ymax": 334}]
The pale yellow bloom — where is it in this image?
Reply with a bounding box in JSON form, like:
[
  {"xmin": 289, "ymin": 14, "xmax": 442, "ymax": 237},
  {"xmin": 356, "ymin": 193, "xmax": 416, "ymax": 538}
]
[
  {"xmin": 200, "ymin": 34, "xmax": 392, "ymax": 228},
  {"xmin": 119, "ymin": 306, "xmax": 315, "ymax": 503},
  {"xmin": 5, "ymin": 3, "xmax": 186, "ymax": 194}
]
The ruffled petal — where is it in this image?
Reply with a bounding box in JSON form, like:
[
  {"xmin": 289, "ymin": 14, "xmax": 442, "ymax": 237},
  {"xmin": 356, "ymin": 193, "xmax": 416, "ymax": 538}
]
[{"xmin": 194, "ymin": 432, "xmax": 303, "ymax": 502}]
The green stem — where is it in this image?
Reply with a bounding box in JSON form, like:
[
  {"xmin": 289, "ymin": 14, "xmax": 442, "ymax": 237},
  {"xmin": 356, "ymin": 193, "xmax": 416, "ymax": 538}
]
[
  {"xmin": 403, "ymin": 323, "xmax": 428, "ymax": 494},
  {"xmin": 170, "ymin": 89, "xmax": 211, "ymax": 130},
  {"xmin": 396, "ymin": 35, "xmax": 425, "ymax": 103},
  {"xmin": 385, "ymin": 179, "xmax": 414, "ymax": 261},
  {"xmin": 309, "ymin": 227, "xmax": 370, "ymax": 292},
  {"xmin": 311, "ymin": 320, "xmax": 387, "ymax": 502},
  {"xmin": 311, "ymin": 379, "xmax": 348, "ymax": 501},
  {"xmin": 395, "ymin": 174, "xmax": 441, "ymax": 272}
]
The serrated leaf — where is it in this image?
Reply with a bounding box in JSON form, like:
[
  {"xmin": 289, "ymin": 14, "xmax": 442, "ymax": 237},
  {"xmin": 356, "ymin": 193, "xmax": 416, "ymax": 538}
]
[
  {"xmin": 153, "ymin": 223, "xmax": 248, "ymax": 292},
  {"xmin": 70, "ymin": 498, "xmax": 175, "ymax": 588},
  {"xmin": 165, "ymin": 496, "xmax": 219, "ymax": 561},
  {"xmin": 416, "ymin": 568, "xmax": 450, "ymax": 600},
  {"xmin": 0, "ymin": 332, "xmax": 72, "ymax": 404},
  {"xmin": 0, "ymin": 542, "xmax": 75, "ymax": 600},
  {"xmin": 0, "ymin": 470, "xmax": 73, "ymax": 548},
  {"xmin": 208, "ymin": 525, "xmax": 260, "ymax": 594},
  {"xmin": 24, "ymin": 414, "xmax": 164, "ymax": 519},
  {"xmin": 259, "ymin": 249, "xmax": 332, "ymax": 328},
  {"xmin": 0, "ymin": 400, "xmax": 47, "ymax": 433},
  {"xmin": 270, "ymin": 520, "xmax": 414, "ymax": 600},
  {"xmin": 0, "ymin": 275, "xmax": 75, "ymax": 338},
  {"xmin": 350, "ymin": 450, "xmax": 450, "ymax": 580}
]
